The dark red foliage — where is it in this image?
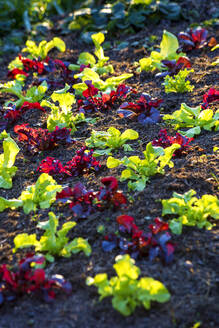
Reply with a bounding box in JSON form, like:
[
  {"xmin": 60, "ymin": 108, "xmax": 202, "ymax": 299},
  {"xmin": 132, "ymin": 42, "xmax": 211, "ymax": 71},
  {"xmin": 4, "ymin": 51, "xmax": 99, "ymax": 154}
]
[
  {"xmin": 178, "ymin": 27, "xmax": 211, "ymax": 52},
  {"xmin": 14, "ymin": 124, "xmax": 72, "ymax": 154},
  {"xmin": 201, "ymin": 88, "xmax": 219, "ymax": 109},
  {"xmin": 0, "ymin": 254, "xmax": 72, "ymax": 305},
  {"xmin": 0, "ymin": 102, "xmax": 46, "ymax": 132},
  {"xmin": 37, "ymin": 147, "xmax": 101, "ymax": 177},
  {"xmin": 102, "ymin": 216, "xmax": 175, "ymax": 264},
  {"xmin": 156, "ymin": 57, "xmax": 191, "ymax": 78},
  {"xmin": 77, "ymin": 81, "xmax": 133, "ymax": 113},
  {"xmin": 19, "ymin": 56, "xmax": 45, "ymax": 74},
  {"xmin": 118, "ymin": 93, "xmax": 162, "ymax": 124},
  {"xmin": 56, "ymin": 177, "xmax": 127, "ymax": 218},
  {"xmin": 152, "ymin": 129, "xmax": 193, "ymax": 156},
  {"xmin": 8, "ymin": 69, "xmax": 29, "ymax": 79}
]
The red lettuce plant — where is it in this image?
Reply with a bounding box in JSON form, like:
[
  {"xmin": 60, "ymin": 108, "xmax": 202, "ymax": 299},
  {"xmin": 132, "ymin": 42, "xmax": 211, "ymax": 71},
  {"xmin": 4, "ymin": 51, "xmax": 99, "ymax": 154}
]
[
  {"xmin": 0, "ymin": 254, "xmax": 72, "ymax": 305},
  {"xmin": 77, "ymin": 81, "xmax": 132, "ymax": 113},
  {"xmin": 19, "ymin": 56, "xmax": 45, "ymax": 74},
  {"xmin": 156, "ymin": 57, "xmax": 191, "ymax": 78},
  {"xmin": 178, "ymin": 27, "xmax": 213, "ymax": 52},
  {"xmin": 14, "ymin": 124, "xmax": 72, "ymax": 154},
  {"xmin": 56, "ymin": 177, "xmax": 127, "ymax": 218},
  {"xmin": 201, "ymin": 88, "xmax": 219, "ymax": 109},
  {"xmin": 8, "ymin": 69, "xmax": 29, "ymax": 79},
  {"xmin": 0, "ymin": 102, "xmax": 45, "ymax": 132},
  {"xmin": 118, "ymin": 93, "xmax": 162, "ymax": 124},
  {"xmin": 152, "ymin": 129, "xmax": 193, "ymax": 156},
  {"xmin": 37, "ymin": 147, "xmax": 101, "ymax": 177},
  {"xmin": 102, "ymin": 216, "xmax": 175, "ymax": 264}
]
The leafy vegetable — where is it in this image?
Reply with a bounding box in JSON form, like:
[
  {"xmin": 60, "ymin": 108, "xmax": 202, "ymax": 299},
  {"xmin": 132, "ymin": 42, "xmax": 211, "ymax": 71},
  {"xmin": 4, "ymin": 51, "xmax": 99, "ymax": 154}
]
[
  {"xmin": 152, "ymin": 129, "xmax": 193, "ymax": 156},
  {"xmin": 139, "ymin": 30, "xmax": 185, "ymax": 72},
  {"xmin": 201, "ymin": 88, "xmax": 219, "ymax": 109},
  {"xmin": 22, "ymin": 37, "xmax": 66, "ymax": 60},
  {"xmin": 162, "ymin": 190, "xmax": 219, "ymax": 234},
  {"xmin": 155, "ymin": 57, "xmax": 191, "ymax": 78},
  {"xmin": 107, "ymin": 142, "xmax": 180, "ymax": 191},
  {"xmin": 163, "ymin": 103, "xmax": 219, "ymax": 137},
  {"xmin": 0, "ymin": 254, "xmax": 72, "ymax": 304},
  {"xmin": 0, "ymin": 131, "xmax": 20, "ymax": 189},
  {"xmin": 178, "ymin": 27, "xmax": 209, "ymax": 52},
  {"xmin": 118, "ymin": 93, "xmax": 162, "ymax": 124},
  {"xmin": 14, "ymin": 124, "xmax": 72, "ymax": 154},
  {"xmin": 0, "ymin": 80, "xmax": 48, "ymax": 108},
  {"xmin": 162, "ymin": 68, "xmax": 194, "ymax": 93},
  {"xmin": 14, "ymin": 212, "xmax": 91, "ymax": 261},
  {"xmin": 86, "ymin": 254, "xmax": 170, "ymax": 316},
  {"xmin": 37, "ymin": 147, "xmax": 101, "ymax": 177},
  {"xmin": 85, "ymin": 127, "xmax": 139, "ymax": 156},
  {"xmin": 103, "ymin": 216, "xmax": 175, "ymax": 264}
]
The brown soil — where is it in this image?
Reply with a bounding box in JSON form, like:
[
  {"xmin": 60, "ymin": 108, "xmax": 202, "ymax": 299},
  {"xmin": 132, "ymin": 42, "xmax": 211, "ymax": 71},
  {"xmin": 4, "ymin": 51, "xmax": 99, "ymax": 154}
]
[{"xmin": 0, "ymin": 4, "xmax": 219, "ymax": 328}]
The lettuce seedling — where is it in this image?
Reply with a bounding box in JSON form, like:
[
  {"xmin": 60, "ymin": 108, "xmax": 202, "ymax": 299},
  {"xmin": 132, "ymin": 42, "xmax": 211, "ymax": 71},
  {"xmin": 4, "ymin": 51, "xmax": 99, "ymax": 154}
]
[
  {"xmin": 162, "ymin": 68, "xmax": 194, "ymax": 93},
  {"xmin": 103, "ymin": 216, "xmax": 175, "ymax": 264},
  {"xmin": 85, "ymin": 127, "xmax": 139, "ymax": 156},
  {"xmin": 0, "ymin": 254, "xmax": 72, "ymax": 304},
  {"xmin": 69, "ymin": 32, "xmax": 114, "ymax": 76},
  {"xmin": 178, "ymin": 27, "xmax": 209, "ymax": 52},
  {"xmin": 152, "ymin": 129, "xmax": 193, "ymax": 157},
  {"xmin": 22, "ymin": 37, "xmax": 66, "ymax": 60},
  {"xmin": 78, "ymin": 82, "xmax": 132, "ymax": 113},
  {"xmin": 37, "ymin": 147, "xmax": 101, "ymax": 177},
  {"xmin": 155, "ymin": 56, "xmax": 191, "ymax": 78},
  {"xmin": 107, "ymin": 142, "xmax": 180, "ymax": 191},
  {"xmin": 13, "ymin": 212, "xmax": 91, "ymax": 262},
  {"xmin": 0, "ymin": 131, "xmax": 20, "ymax": 189},
  {"xmin": 73, "ymin": 68, "xmax": 133, "ymax": 95},
  {"xmin": 163, "ymin": 103, "xmax": 219, "ymax": 137},
  {"xmin": 14, "ymin": 124, "xmax": 72, "ymax": 154},
  {"xmin": 118, "ymin": 93, "xmax": 162, "ymax": 124},
  {"xmin": 139, "ymin": 30, "xmax": 185, "ymax": 72},
  {"xmin": 0, "ymin": 80, "xmax": 48, "ymax": 108},
  {"xmin": 201, "ymin": 88, "xmax": 219, "ymax": 109},
  {"xmin": 86, "ymin": 254, "xmax": 170, "ymax": 316},
  {"xmin": 162, "ymin": 190, "xmax": 219, "ymax": 234}
]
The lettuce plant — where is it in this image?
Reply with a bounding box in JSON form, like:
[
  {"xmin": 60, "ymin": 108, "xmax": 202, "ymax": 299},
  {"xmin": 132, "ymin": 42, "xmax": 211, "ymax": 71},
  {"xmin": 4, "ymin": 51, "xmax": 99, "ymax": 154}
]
[
  {"xmin": 85, "ymin": 127, "xmax": 139, "ymax": 156},
  {"xmin": 37, "ymin": 147, "xmax": 101, "ymax": 177},
  {"xmin": 0, "ymin": 254, "xmax": 72, "ymax": 304},
  {"xmin": 0, "ymin": 80, "xmax": 48, "ymax": 108},
  {"xmin": 139, "ymin": 30, "xmax": 185, "ymax": 72},
  {"xmin": 118, "ymin": 93, "xmax": 162, "ymax": 124},
  {"xmin": 152, "ymin": 129, "xmax": 193, "ymax": 156},
  {"xmin": 13, "ymin": 212, "xmax": 91, "ymax": 262},
  {"xmin": 201, "ymin": 88, "xmax": 219, "ymax": 109},
  {"xmin": 14, "ymin": 124, "xmax": 72, "ymax": 154},
  {"xmin": 162, "ymin": 68, "xmax": 194, "ymax": 93},
  {"xmin": 69, "ymin": 32, "xmax": 114, "ymax": 76},
  {"xmin": 162, "ymin": 190, "xmax": 219, "ymax": 234},
  {"xmin": 42, "ymin": 84, "xmax": 85, "ymax": 133},
  {"xmin": 86, "ymin": 254, "xmax": 170, "ymax": 316},
  {"xmin": 21, "ymin": 37, "xmax": 66, "ymax": 60},
  {"xmin": 78, "ymin": 82, "xmax": 132, "ymax": 113},
  {"xmin": 178, "ymin": 27, "xmax": 209, "ymax": 52},
  {"xmin": 103, "ymin": 216, "xmax": 175, "ymax": 264},
  {"xmin": 0, "ymin": 131, "xmax": 20, "ymax": 189},
  {"xmin": 155, "ymin": 56, "xmax": 191, "ymax": 78},
  {"xmin": 107, "ymin": 142, "xmax": 180, "ymax": 191},
  {"xmin": 73, "ymin": 68, "xmax": 133, "ymax": 95},
  {"xmin": 163, "ymin": 103, "xmax": 219, "ymax": 137}
]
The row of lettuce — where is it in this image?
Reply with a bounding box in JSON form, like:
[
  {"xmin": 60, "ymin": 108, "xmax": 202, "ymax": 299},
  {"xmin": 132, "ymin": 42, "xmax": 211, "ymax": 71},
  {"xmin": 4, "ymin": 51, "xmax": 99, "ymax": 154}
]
[{"xmin": 0, "ymin": 28, "xmax": 218, "ymax": 316}]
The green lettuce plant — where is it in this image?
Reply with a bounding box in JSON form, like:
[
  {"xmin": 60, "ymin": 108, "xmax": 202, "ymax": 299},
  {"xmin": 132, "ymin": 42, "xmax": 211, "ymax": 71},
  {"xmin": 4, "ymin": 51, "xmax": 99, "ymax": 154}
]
[
  {"xmin": 69, "ymin": 32, "xmax": 114, "ymax": 75},
  {"xmin": 42, "ymin": 84, "xmax": 86, "ymax": 133},
  {"xmin": 13, "ymin": 211, "xmax": 91, "ymax": 262},
  {"xmin": 138, "ymin": 30, "xmax": 185, "ymax": 72},
  {"xmin": 73, "ymin": 68, "xmax": 133, "ymax": 95},
  {"xmin": 0, "ymin": 80, "xmax": 48, "ymax": 108},
  {"xmin": 0, "ymin": 173, "xmax": 62, "ymax": 214},
  {"xmin": 86, "ymin": 254, "xmax": 170, "ymax": 316},
  {"xmin": 162, "ymin": 190, "xmax": 219, "ymax": 234},
  {"xmin": 163, "ymin": 103, "xmax": 219, "ymax": 137},
  {"xmin": 85, "ymin": 127, "xmax": 139, "ymax": 156},
  {"xmin": 162, "ymin": 69, "xmax": 194, "ymax": 93},
  {"xmin": 22, "ymin": 37, "xmax": 66, "ymax": 59},
  {"xmin": 0, "ymin": 131, "xmax": 20, "ymax": 189},
  {"xmin": 107, "ymin": 142, "xmax": 180, "ymax": 191}
]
